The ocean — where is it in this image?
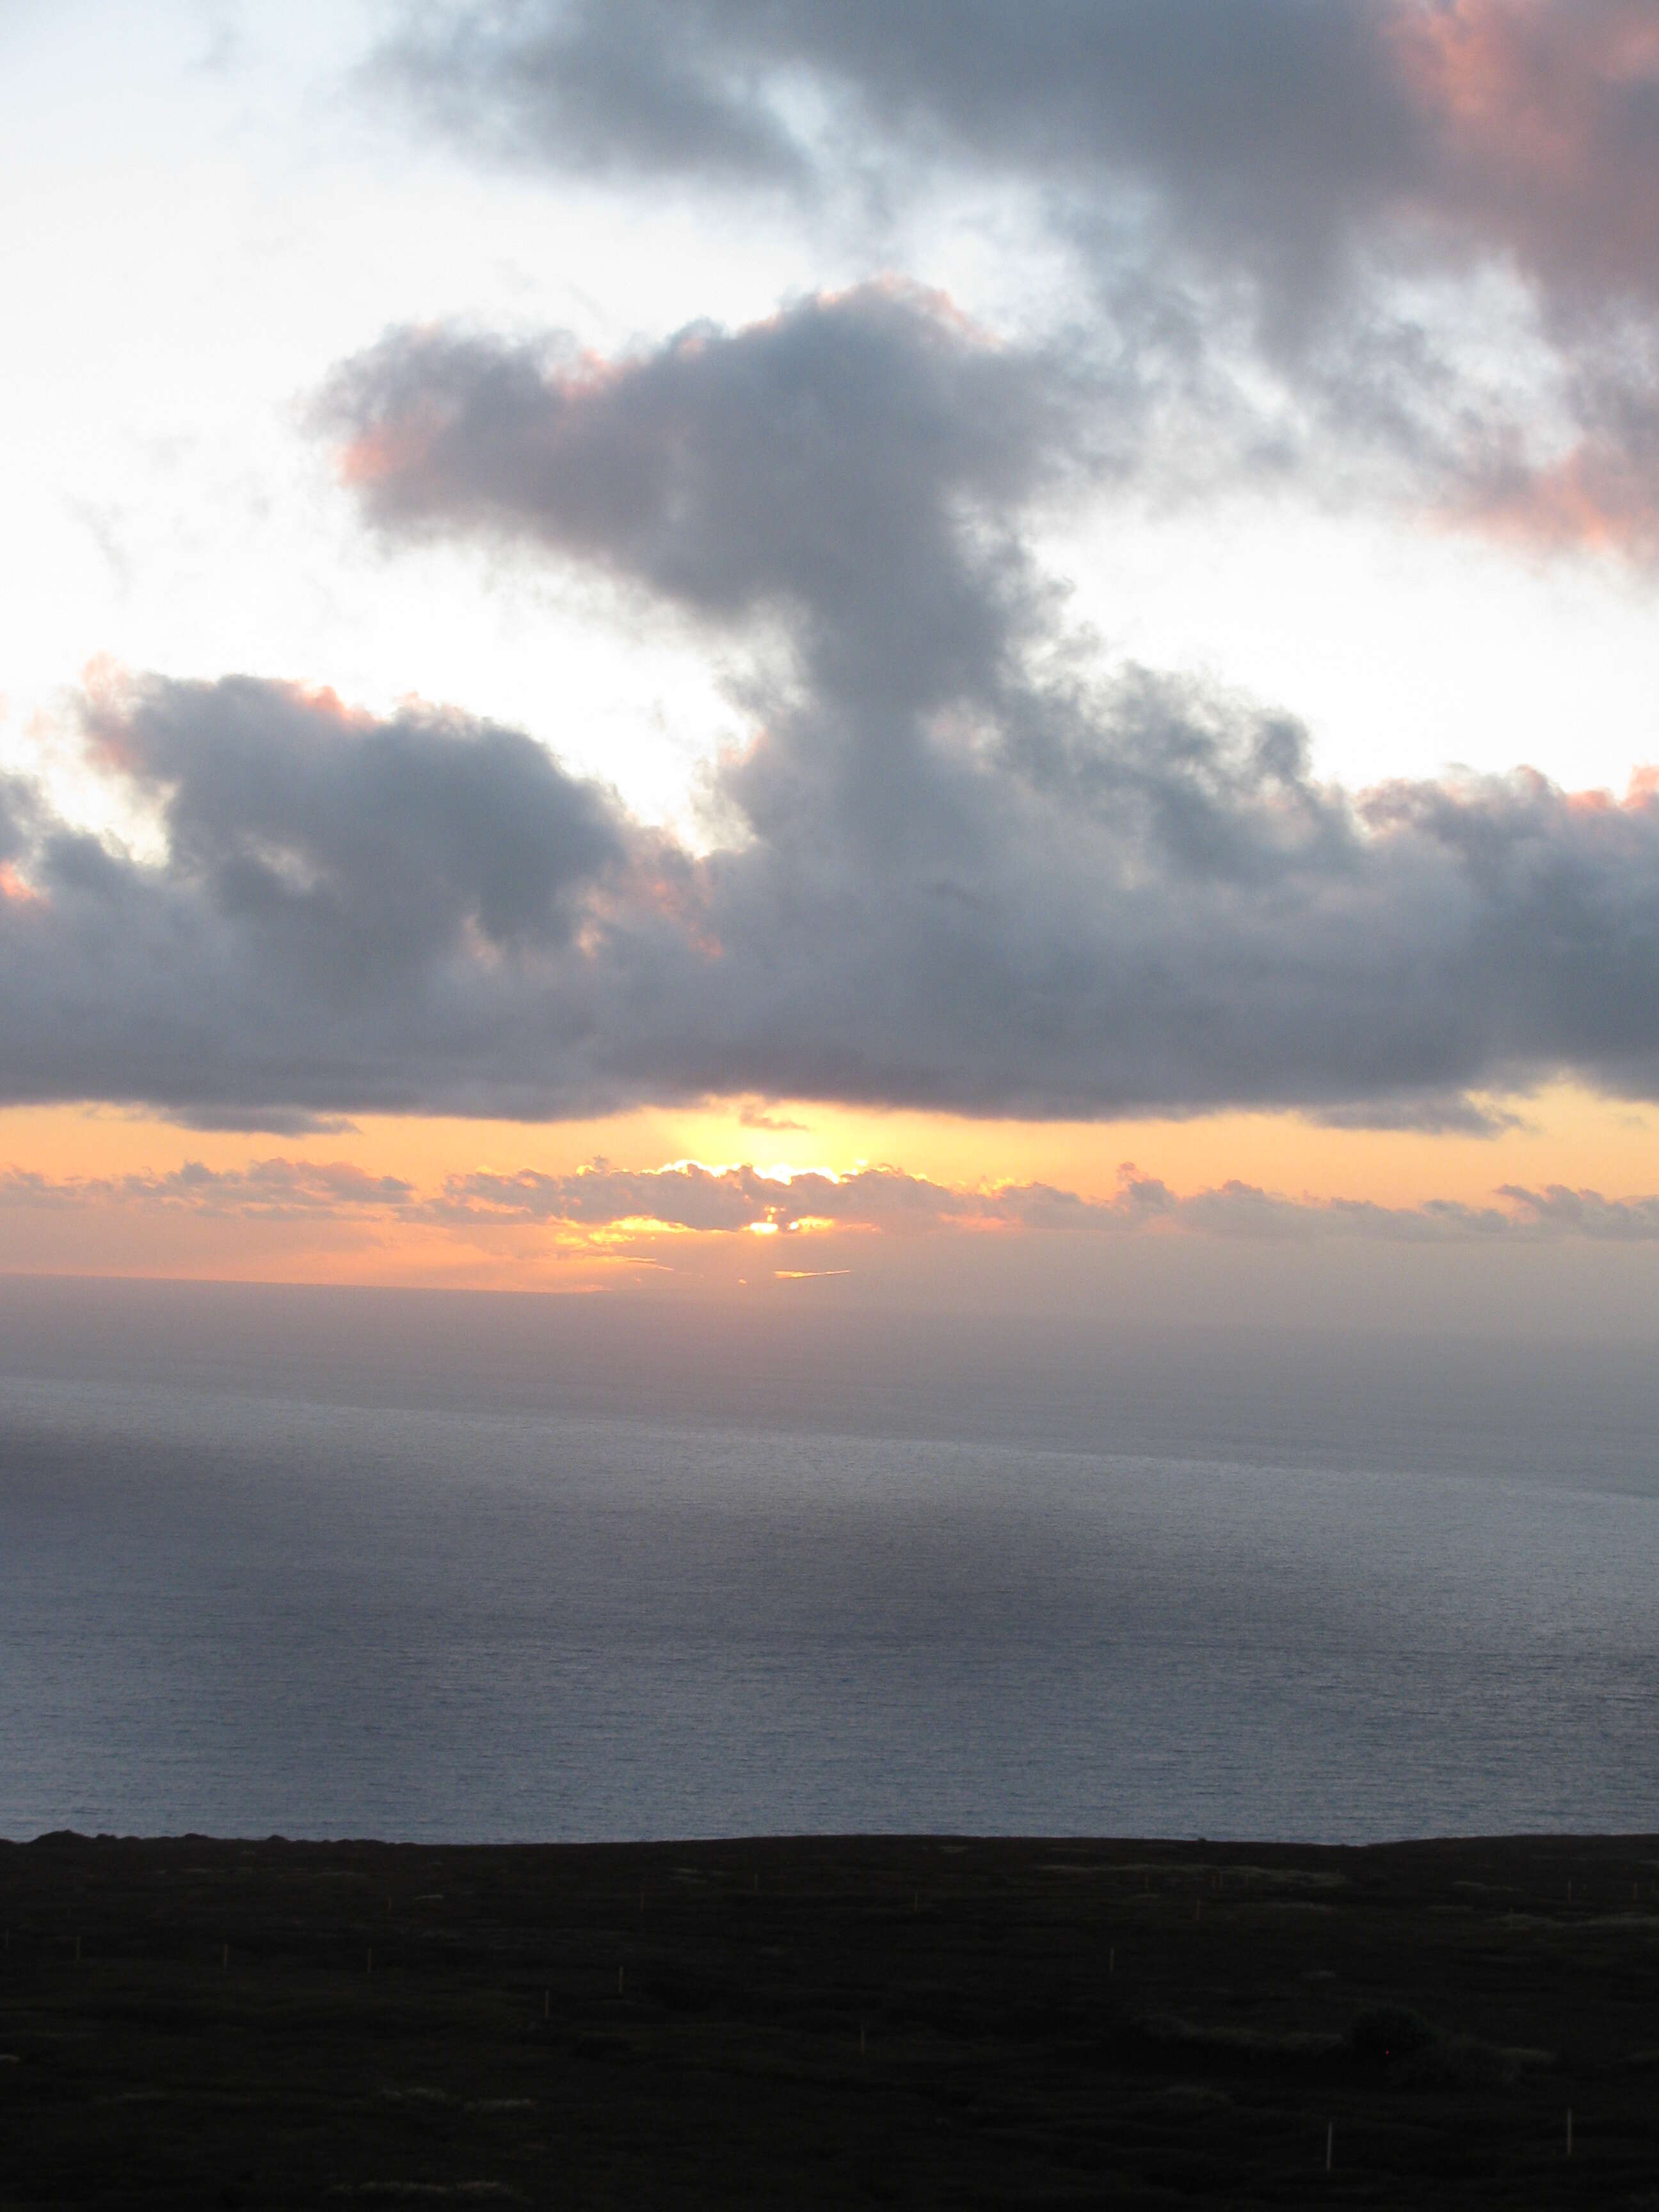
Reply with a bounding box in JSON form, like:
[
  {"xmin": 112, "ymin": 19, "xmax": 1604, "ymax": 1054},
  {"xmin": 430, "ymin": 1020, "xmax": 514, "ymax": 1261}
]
[{"xmin": 2, "ymin": 1280, "xmax": 1656, "ymax": 1842}]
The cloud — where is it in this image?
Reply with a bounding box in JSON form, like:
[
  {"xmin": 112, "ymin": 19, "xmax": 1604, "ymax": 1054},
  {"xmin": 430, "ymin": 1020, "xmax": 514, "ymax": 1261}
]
[
  {"xmin": 321, "ymin": 284, "xmax": 1093, "ymax": 715},
  {"xmin": 8, "ymin": 1151, "xmax": 1659, "ymax": 1246},
  {"xmin": 0, "ymin": 773, "xmax": 42, "ymax": 869},
  {"xmin": 83, "ymin": 673, "xmax": 627, "ymax": 989},
  {"xmin": 10, "ymin": 295, "xmax": 1659, "ymax": 1126},
  {"xmin": 314, "ymin": 291, "xmax": 1659, "ymax": 1120},
  {"xmin": 1310, "ymin": 1095, "xmax": 1524, "ymax": 1137},
  {"xmin": 161, "ymin": 1107, "xmax": 362, "ymax": 1136},
  {"xmin": 0, "ymin": 671, "xmax": 637, "ymax": 1126},
  {"xmin": 1498, "ymin": 1180, "xmax": 1659, "ymax": 1238},
  {"xmin": 423, "ymin": 1159, "xmax": 1245, "ymax": 1235},
  {"xmin": 376, "ymin": 0, "xmax": 1659, "ymax": 550},
  {"xmin": 381, "ymin": 0, "xmax": 813, "ymax": 189},
  {"xmin": 381, "ymin": 2, "xmax": 1659, "ymax": 314},
  {"xmin": 380, "ymin": 1, "xmax": 1423, "ymax": 280},
  {"xmin": 738, "ymin": 1103, "xmax": 807, "ymax": 1132},
  {"xmin": 0, "ymin": 1158, "xmax": 414, "ymax": 1219}
]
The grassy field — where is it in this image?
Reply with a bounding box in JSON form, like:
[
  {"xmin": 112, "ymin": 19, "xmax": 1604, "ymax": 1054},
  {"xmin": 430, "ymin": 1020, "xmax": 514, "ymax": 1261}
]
[{"xmin": 1, "ymin": 1831, "xmax": 1656, "ymax": 2206}]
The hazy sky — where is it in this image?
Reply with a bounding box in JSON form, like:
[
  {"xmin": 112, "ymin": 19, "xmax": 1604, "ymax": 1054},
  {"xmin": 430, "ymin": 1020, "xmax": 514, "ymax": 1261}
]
[{"xmin": 6, "ymin": 0, "xmax": 1659, "ymax": 1329}]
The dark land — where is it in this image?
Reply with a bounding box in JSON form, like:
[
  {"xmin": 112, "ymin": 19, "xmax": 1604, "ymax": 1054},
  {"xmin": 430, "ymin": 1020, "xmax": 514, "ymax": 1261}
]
[{"xmin": 1, "ymin": 1833, "xmax": 1656, "ymax": 2207}]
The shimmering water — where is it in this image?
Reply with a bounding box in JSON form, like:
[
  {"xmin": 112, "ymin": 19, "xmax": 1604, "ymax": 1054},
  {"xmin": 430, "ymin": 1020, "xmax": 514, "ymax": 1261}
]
[{"xmin": 3, "ymin": 1293, "xmax": 1656, "ymax": 1841}]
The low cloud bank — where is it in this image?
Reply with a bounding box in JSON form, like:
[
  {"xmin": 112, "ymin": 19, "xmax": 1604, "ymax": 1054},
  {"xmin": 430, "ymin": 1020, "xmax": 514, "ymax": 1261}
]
[{"xmin": 6, "ymin": 1155, "xmax": 1659, "ymax": 1246}]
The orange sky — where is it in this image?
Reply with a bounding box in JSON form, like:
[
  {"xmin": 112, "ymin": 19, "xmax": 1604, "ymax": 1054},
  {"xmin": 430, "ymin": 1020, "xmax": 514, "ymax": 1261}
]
[
  {"xmin": 8, "ymin": 3, "xmax": 1659, "ymax": 1334},
  {"xmin": 3, "ymin": 1081, "xmax": 1655, "ymax": 1297}
]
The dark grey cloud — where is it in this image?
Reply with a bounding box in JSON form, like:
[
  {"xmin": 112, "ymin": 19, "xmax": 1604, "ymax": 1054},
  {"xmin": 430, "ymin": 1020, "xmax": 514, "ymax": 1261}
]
[
  {"xmin": 322, "ymin": 284, "xmax": 1089, "ymax": 719},
  {"xmin": 86, "ymin": 675, "xmax": 625, "ymax": 991},
  {"xmin": 0, "ymin": 774, "xmax": 42, "ymax": 867},
  {"xmin": 312, "ymin": 291, "xmax": 1659, "ymax": 1117},
  {"xmin": 9, "ymin": 294, "xmax": 1659, "ymax": 1126},
  {"xmin": 738, "ymin": 1102, "xmax": 807, "ymax": 1132},
  {"xmin": 161, "ymin": 1106, "xmax": 363, "ymax": 1136},
  {"xmin": 8, "ymin": 658, "xmax": 1659, "ymax": 1129},
  {"xmin": 1311, "ymin": 1096, "xmax": 1524, "ymax": 1137},
  {"xmin": 383, "ymin": 0, "xmax": 1659, "ymax": 309},
  {"xmin": 378, "ymin": 0, "xmax": 1659, "ymax": 546},
  {"xmin": 387, "ymin": 0, "xmax": 810, "ymax": 186},
  {"xmin": 383, "ymin": 1, "xmax": 1419, "ymax": 277},
  {"xmin": 0, "ymin": 675, "xmax": 635, "ymax": 1126}
]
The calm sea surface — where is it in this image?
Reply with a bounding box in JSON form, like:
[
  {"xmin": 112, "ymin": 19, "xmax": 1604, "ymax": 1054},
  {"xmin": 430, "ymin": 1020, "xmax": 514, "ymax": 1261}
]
[{"xmin": 3, "ymin": 1295, "xmax": 1657, "ymax": 1843}]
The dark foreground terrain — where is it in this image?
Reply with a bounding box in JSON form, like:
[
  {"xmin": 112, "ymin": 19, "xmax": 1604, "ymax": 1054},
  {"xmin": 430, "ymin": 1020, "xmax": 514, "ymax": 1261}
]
[{"xmin": 0, "ymin": 1833, "xmax": 1655, "ymax": 2207}]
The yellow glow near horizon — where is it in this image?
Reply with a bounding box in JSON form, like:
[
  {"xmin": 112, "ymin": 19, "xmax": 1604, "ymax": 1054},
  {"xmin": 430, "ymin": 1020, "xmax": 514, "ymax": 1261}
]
[
  {"xmin": 0, "ymin": 1080, "xmax": 1655, "ymax": 1292},
  {"xmin": 1, "ymin": 1084, "xmax": 1655, "ymax": 1201}
]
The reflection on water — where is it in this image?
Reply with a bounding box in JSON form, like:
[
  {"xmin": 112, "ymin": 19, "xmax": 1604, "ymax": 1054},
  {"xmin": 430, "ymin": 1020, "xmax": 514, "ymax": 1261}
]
[{"xmin": 3, "ymin": 1372, "xmax": 1656, "ymax": 1841}]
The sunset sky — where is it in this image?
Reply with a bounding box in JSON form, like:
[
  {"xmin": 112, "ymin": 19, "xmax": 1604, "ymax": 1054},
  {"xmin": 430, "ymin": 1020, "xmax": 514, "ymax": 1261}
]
[{"xmin": 6, "ymin": 0, "xmax": 1659, "ymax": 1331}]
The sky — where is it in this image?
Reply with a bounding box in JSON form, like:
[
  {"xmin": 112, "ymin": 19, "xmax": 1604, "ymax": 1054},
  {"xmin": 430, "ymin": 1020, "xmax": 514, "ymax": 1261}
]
[{"xmin": 6, "ymin": 0, "xmax": 1659, "ymax": 1331}]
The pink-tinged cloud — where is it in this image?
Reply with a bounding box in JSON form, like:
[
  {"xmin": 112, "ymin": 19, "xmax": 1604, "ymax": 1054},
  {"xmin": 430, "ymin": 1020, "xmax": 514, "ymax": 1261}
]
[
  {"xmin": 1458, "ymin": 445, "xmax": 1659, "ymax": 560},
  {"xmin": 379, "ymin": 3, "xmax": 1659, "ymax": 558},
  {"xmin": 1397, "ymin": 1, "xmax": 1659, "ymax": 286}
]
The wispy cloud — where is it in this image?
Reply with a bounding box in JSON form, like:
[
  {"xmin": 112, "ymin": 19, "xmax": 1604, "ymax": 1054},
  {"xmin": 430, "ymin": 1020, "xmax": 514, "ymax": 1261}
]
[{"xmin": 0, "ymin": 1158, "xmax": 414, "ymax": 1219}]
